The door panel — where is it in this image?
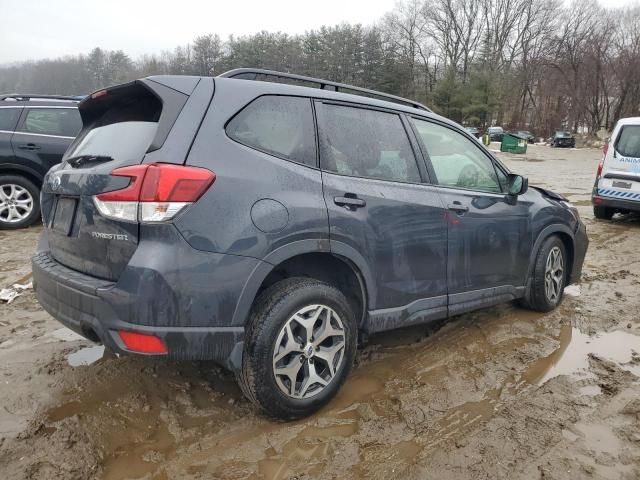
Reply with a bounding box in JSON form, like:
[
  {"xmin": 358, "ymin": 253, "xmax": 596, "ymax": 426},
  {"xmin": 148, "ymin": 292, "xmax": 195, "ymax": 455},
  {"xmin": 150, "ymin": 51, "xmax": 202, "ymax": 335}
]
[
  {"xmin": 12, "ymin": 107, "xmax": 79, "ymax": 177},
  {"xmin": 437, "ymin": 188, "xmax": 532, "ymax": 294},
  {"xmin": 11, "ymin": 131, "xmax": 74, "ymax": 177},
  {"xmin": 411, "ymin": 118, "xmax": 533, "ymax": 300},
  {"xmin": 315, "ymin": 101, "xmax": 448, "ymax": 329}
]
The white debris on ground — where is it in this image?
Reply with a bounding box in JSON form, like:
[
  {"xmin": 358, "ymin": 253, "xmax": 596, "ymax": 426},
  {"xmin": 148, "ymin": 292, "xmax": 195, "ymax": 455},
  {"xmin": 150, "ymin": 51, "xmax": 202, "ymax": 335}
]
[
  {"xmin": 0, "ymin": 281, "xmax": 33, "ymax": 304},
  {"xmin": 564, "ymin": 284, "xmax": 582, "ymax": 297}
]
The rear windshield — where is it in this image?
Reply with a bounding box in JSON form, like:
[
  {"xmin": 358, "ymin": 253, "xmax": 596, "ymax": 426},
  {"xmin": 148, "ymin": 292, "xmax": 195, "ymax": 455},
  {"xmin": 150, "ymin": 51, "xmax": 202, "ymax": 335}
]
[
  {"xmin": 556, "ymin": 131, "xmax": 570, "ymax": 138},
  {"xmin": 65, "ymin": 87, "xmax": 161, "ymax": 165},
  {"xmin": 616, "ymin": 125, "xmax": 640, "ymax": 158}
]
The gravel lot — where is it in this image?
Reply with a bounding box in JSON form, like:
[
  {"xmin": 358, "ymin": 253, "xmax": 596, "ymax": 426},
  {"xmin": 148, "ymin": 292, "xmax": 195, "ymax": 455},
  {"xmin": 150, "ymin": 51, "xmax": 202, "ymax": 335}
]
[{"xmin": 1, "ymin": 144, "xmax": 639, "ymax": 480}]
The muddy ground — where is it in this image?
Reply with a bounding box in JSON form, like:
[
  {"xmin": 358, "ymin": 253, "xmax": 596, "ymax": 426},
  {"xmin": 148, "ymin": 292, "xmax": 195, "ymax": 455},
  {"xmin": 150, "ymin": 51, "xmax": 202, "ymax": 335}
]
[{"xmin": 1, "ymin": 144, "xmax": 639, "ymax": 480}]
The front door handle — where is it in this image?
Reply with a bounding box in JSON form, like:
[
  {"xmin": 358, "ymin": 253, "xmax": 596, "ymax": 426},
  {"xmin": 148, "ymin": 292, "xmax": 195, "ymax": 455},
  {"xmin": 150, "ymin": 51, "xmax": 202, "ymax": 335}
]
[
  {"xmin": 334, "ymin": 195, "xmax": 366, "ymax": 209},
  {"xmin": 447, "ymin": 203, "xmax": 469, "ymax": 213},
  {"xmin": 17, "ymin": 143, "xmax": 41, "ymax": 151}
]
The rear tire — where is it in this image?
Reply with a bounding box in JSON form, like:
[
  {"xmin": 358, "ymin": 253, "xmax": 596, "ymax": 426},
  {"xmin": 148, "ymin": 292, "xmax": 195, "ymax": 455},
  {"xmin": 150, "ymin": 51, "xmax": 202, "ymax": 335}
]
[
  {"xmin": 237, "ymin": 277, "xmax": 357, "ymax": 420},
  {"xmin": 0, "ymin": 175, "xmax": 41, "ymax": 230},
  {"xmin": 520, "ymin": 235, "xmax": 567, "ymax": 312},
  {"xmin": 593, "ymin": 205, "xmax": 614, "ymax": 220}
]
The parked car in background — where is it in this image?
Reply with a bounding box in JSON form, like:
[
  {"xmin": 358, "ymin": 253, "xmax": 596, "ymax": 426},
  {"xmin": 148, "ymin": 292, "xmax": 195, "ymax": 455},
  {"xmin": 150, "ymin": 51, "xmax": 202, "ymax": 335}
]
[
  {"xmin": 488, "ymin": 126, "xmax": 504, "ymax": 142},
  {"xmin": 551, "ymin": 131, "xmax": 575, "ymax": 148},
  {"xmin": 592, "ymin": 117, "xmax": 640, "ymax": 219},
  {"xmin": 32, "ymin": 70, "xmax": 588, "ymax": 420},
  {"xmin": 516, "ymin": 131, "xmax": 535, "ymax": 144},
  {"xmin": 0, "ymin": 95, "xmax": 81, "ymax": 229},
  {"xmin": 465, "ymin": 126, "xmax": 480, "ymax": 138}
]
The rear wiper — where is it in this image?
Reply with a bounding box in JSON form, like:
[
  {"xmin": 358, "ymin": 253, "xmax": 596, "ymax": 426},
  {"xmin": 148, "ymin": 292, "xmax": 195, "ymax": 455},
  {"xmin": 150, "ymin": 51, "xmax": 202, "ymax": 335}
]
[{"xmin": 66, "ymin": 155, "xmax": 114, "ymax": 168}]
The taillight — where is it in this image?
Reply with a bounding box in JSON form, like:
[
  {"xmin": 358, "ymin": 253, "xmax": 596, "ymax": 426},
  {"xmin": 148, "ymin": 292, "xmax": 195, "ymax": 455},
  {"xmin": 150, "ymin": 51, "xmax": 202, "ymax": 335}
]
[
  {"xmin": 596, "ymin": 161, "xmax": 603, "ymax": 179},
  {"xmin": 602, "ymin": 143, "xmax": 609, "ymax": 157},
  {"xmin": 94, "ymin": 163, "xmax": 215, "ymax": 223}
]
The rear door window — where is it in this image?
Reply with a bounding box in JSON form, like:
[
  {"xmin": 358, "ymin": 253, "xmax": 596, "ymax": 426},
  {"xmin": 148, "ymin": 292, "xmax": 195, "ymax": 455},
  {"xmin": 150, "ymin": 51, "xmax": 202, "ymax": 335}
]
[
  {"xmin": 615, "ymin": 125, "xmax": 640, "ymax": 158},
  {"xmin": 316, "ymin": 103, "xmax": 421, "ymax": 183},
  {"xmin": 226, "ymin": 95, "xmax": 316, "ymax": 167},
  {"xmin": 20, "ymin": 108, "xmax": 82, "ymax": 137},
  {"xmin": 0, "ymin": 108, "xmax": 21, "ymax": 131}
]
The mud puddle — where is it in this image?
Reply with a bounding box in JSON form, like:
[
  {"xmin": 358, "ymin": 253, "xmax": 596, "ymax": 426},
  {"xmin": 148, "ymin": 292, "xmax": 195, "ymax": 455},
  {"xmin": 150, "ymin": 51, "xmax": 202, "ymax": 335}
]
[
  {"xmin": 524, "ymin": 325, "xmax": 640, "ymax": 385},
  {"xmin": 35, "ymin": 305, "xmax": 570, "ymax": 478}
]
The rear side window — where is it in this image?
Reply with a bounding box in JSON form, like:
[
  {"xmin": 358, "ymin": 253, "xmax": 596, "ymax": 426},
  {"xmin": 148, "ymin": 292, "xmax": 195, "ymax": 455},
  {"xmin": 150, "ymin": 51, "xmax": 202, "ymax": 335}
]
[
  {"xmin": 615, "ymin": 125, "xmax": 640, "ymax": 158},
  {"xmin": 226, "ymin": 96, "xmax": 316, "ymax": 167},
  {"xmin": 0, "ymin": 108, "xmax": 21, "ymax": 131},
  {"xmin": 317, "ymin": 103, "xmax": 421, "ymax": 183},
  {"xmin": 20, "ymin": 108, "xmax": 81, "ymax": 137}
]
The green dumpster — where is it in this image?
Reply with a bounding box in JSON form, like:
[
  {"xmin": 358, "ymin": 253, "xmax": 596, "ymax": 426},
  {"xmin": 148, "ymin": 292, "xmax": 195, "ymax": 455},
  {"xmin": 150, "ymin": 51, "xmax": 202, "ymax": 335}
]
[{"xmin": 500, "ymin": 133, "xmax": 528, "ymax": 154}]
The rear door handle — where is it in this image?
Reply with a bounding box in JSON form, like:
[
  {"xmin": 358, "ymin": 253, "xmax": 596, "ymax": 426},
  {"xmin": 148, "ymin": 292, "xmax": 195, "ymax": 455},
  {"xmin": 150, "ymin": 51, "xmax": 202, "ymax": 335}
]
[
  {"xmin": 447, "ymin": 203, "xmax": 469, "ymax": 213},
  {"xmin": 17, "ymin": 143, "xmax": 41, "ymax": 151},
  {"xmin": 334, "ymin": 196, "xmax": 366, "ymax": 209}
]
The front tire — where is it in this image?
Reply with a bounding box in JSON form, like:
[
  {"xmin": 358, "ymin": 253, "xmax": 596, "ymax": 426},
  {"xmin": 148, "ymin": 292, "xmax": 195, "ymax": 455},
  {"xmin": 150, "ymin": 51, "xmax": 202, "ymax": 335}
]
[
  {"xmin": 520, "ymin": 236, "xmax": 567, "ymax": 312},
  {"xmin": 0, "ymin": 175, "xmax": 41, "ymax": 229},
  {"xmin": 593, "ymin": 205, "xmax": 614, "ymax": 220},
  {"xmin": 237, "ymin": 277, "xmax": 357, "ymax": 420}
]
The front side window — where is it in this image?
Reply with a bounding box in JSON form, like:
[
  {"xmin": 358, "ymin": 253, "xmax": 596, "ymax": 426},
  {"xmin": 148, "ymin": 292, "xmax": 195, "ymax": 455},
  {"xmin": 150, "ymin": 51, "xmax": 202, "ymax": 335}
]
[
  {"xmin": 412, "ymin": 119, "xmax": 503, "ymax": 193},
  {"xmin": 20, "ymin": 108, "xmax": 82, "ymax": 137},
  {"xmin": 226, "ymin": 96, "xmax": 316, "ymax": 166},
  {"xmin": 0, "ymin": 108, "xmax": 21, "ymax": 131},
  {"xmin": 317, "ymin": 103, "xmax": 421, "ymax": 183}
]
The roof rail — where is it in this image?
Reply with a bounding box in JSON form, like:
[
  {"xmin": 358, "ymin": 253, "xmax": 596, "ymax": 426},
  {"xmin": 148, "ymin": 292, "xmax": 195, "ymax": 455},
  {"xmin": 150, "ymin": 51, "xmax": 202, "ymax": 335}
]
[
  {"xmin": 0, "ymin": 94, "xmax": 81, "ymax": 102},
  {"xmin": 218, "ymin": 68, "xmax": 431, "ymax": 112}
]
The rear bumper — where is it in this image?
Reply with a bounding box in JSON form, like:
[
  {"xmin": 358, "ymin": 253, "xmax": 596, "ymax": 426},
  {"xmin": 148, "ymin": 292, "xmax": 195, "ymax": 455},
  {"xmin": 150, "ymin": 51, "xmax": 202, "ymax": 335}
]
[
  {"xmin": 592, "ymin": 194, "xmax": 640, "ymax": 213},
  {"xmin": 31, "ymin": 227, "xmax": 261, "ymax": 370}
]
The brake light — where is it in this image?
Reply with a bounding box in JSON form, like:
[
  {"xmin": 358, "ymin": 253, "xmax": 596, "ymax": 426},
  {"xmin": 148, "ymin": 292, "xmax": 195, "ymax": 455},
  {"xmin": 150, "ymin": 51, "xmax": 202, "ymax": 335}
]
[
  {"xmin": 91, "ymin": 89, "xmax": 108, "ymax": 99},
  {"xmin": 94, "ymin": 163, "xmax": 215, "ymax": 222},
  {"xmin": 596, "ymin": 161, "xmax": 603, "ymax": 178},
  {"xmin": 602, "ymin": 143, "xmax": 609, "ymax": 157},
  {"xmin": 118, "ymin": 331, "xmax": 168, "ymax": 354}
]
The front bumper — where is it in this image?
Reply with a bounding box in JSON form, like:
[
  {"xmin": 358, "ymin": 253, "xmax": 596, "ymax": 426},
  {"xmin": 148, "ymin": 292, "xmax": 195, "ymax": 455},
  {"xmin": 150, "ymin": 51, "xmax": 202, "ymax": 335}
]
[
  {"xmin": 570, "ymin": 221, "xmax": 588, "ymax": 284},
  {"xmin": 31, "ymin": 227, "xmax": 258, "ymax": 371}
]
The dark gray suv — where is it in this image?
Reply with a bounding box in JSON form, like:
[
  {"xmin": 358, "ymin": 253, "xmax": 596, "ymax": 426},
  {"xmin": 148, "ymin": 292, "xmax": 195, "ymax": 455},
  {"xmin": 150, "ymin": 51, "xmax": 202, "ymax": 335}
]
[{"xmin": 32, "ymin": 69, "xmax": 588, "ymax": 419}]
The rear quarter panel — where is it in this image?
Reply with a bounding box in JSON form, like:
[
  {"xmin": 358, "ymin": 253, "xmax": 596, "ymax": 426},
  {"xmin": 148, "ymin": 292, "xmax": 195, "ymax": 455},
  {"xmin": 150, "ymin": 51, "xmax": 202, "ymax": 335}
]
[{"xmin": 175, "ymin": 79, "xmax": 329, "ymax": 259}]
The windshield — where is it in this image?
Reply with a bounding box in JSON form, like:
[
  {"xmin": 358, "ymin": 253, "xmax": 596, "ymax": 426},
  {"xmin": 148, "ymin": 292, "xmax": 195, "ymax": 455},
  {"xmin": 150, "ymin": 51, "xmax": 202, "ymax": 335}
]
[
  {"xmin": 615, "ymin": 125, "xmax": 640, "ymax": 158},
  {"xmin": 555, "ymin": 131, "xmax": 571, "ymax": 138}
]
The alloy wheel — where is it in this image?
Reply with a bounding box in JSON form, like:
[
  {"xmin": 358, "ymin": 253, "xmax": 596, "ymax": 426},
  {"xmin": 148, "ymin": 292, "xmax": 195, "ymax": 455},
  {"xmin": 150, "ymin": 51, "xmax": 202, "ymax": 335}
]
[
  {"xmin": 544, "ymin": 246, "xmax": 564, "ymax": 303},
  {"xmin": 272, "ymin": 304, "xmax": 346, "ymax": 399},
  {"xmin": 0, "ymin": 184, "xmax": 34, "ymax": 223}
]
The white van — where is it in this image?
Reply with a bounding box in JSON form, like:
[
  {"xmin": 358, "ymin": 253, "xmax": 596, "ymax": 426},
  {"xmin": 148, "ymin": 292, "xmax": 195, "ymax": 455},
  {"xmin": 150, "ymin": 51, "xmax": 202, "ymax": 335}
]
[{"xmin": 592, "ymin": 117, "xmax": 640, "ymax": 219}]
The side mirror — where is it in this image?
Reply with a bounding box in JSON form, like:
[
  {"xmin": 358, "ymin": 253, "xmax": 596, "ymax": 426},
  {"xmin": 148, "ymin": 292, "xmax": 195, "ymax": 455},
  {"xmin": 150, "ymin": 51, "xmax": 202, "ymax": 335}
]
[{"xmin": 507, "ymin": 174, "xmax": 528, "ymax": 197}]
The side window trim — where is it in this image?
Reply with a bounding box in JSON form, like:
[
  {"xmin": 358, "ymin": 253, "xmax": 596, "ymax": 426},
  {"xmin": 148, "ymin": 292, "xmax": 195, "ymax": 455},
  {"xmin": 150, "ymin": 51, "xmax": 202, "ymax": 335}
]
[
  {"xmin": 225, "ymin": 94, "xmax": 319, "ymax": 169},
  {"xmin": 314, "ymin": 99, "xmax": 427, "ymax": 185},
  {"xmin": 410, "ymin": 116, "xmax": 509, "ymax": 194}
]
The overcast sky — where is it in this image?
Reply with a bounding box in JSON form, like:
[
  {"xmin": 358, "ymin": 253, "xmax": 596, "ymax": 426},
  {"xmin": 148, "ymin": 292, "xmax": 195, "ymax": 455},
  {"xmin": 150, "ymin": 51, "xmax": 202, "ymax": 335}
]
[{"xmin": 0, "ymin": 0, "xmax": 637, "ymax": 64}]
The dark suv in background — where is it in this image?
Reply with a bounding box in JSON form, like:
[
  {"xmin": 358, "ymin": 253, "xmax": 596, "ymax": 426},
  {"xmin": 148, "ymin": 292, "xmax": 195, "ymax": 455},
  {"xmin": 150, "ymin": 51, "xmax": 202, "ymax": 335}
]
[
  {"xmin": 0, "ymin": 95, "xmax": 82, "ymax": 229},
  {"xmin": 32, "ymin": 70, "xmax": 588, "ymax": 419}
]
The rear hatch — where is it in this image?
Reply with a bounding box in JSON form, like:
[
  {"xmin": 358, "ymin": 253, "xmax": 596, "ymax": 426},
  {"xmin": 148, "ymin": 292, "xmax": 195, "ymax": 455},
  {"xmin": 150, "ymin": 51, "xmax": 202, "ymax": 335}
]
[
  {"xmin": 42, "ymin": 77, "xmax": 212, "ymax": 280},
  {"xmin": 600, "ymin": 124, "xmax": 640, "ymax": 198}
]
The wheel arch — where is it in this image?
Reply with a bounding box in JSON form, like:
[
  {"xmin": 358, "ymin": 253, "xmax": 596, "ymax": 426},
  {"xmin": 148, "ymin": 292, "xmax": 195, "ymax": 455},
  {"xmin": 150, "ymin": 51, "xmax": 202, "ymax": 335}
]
[
  {"xmin": 0, "ymin": 165, "xmax": 45, "ymax": 189},
  {"xmin": 231, "ymin": 239, "xmax": 372, "ymax": 329},
  {"xmin": 527, "ymin": 224, "xmax": 575, "ymax": 285}
]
